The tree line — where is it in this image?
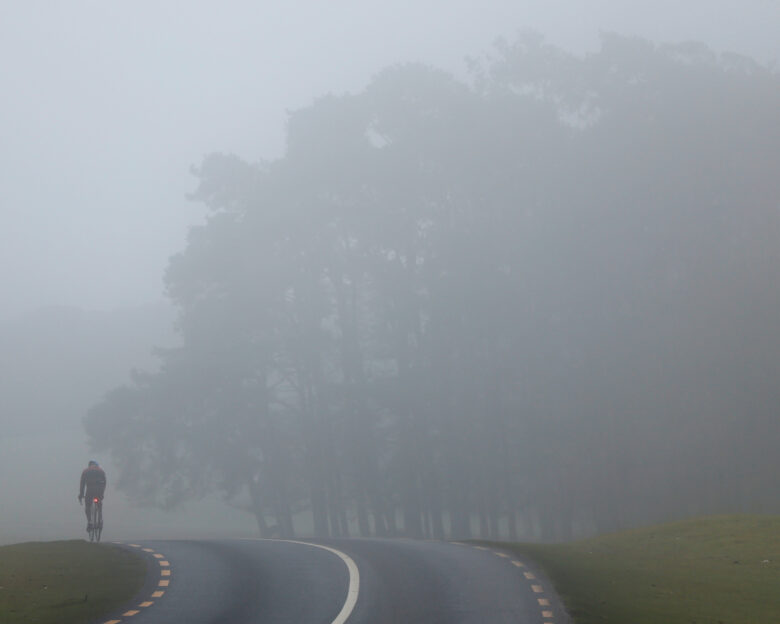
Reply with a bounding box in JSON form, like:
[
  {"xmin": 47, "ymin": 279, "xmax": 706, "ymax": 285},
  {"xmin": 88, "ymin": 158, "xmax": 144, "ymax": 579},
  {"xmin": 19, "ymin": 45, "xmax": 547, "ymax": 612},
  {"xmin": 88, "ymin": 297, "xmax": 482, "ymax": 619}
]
[{"xmin": 85, "ymin": 34, "xmax": 780, "ymax": 541}]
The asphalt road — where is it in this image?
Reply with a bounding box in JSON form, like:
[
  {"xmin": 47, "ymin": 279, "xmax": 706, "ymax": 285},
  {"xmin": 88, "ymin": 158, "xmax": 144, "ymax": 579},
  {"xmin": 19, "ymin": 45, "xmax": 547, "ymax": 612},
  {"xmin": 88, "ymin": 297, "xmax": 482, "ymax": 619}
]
[{"xmin": 99, "ymin": 537, "xmax": 570, "ymax": 624}]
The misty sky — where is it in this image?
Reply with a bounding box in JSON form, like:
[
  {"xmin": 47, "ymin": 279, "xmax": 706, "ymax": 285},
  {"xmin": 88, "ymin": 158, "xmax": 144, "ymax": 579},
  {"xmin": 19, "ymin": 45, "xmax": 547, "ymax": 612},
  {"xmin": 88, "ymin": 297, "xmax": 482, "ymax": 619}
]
[{"xmin": 1, "ymin": 1, "xmax": 778, "ymax": 321}]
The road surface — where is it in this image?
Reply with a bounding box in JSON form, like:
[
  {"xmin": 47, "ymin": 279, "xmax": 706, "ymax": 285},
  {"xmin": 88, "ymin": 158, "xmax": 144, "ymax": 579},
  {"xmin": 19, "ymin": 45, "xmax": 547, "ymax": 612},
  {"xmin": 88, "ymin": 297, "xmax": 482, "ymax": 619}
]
[{"xmin": 97, "ymin": 537, "xmax": 570, "ymax": 623}]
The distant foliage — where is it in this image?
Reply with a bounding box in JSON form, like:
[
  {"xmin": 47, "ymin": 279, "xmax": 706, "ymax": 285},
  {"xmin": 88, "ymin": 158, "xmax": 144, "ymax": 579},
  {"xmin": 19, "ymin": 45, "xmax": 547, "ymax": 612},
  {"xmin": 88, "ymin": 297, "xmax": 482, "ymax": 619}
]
[{"xmin": 85, "ymin": 34, "xmax": 780, "ymax": 540}]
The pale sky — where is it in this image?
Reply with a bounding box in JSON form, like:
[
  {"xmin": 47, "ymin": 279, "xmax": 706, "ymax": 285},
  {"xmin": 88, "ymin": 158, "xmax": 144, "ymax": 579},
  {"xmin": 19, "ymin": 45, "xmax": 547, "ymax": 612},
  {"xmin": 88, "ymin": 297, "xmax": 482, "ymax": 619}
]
[{"xmin": 1, "ymin": 1, "xmax": 778, "ymax": 320}]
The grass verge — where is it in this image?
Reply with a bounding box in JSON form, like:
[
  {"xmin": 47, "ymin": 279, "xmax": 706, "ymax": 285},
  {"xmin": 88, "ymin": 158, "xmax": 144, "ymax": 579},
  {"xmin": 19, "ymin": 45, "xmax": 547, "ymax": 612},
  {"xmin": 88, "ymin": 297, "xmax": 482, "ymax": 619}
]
[
  {"xmin": 0, "ymin": 540, "xmax": 146, "ymax": 624},
  {"xmin": 500, "ymin": 515, "xmax": 780, "ymax": 624}
]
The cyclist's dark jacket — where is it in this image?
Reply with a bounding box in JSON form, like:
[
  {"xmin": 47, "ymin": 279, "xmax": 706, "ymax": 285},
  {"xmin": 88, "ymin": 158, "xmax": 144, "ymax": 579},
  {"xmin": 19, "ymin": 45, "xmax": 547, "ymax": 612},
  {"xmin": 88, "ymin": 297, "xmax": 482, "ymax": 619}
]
[{"xmin": 80, "ymin": 465, "xmax": 107, "ymax": 500}]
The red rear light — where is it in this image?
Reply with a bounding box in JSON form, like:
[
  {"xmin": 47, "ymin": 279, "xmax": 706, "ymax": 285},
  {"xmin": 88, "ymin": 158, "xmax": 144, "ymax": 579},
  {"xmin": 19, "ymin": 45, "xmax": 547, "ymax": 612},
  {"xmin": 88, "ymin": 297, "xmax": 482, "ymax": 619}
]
[{"xmin": 93, "ymin": 498, "xmax": 99, "ymax": 503}]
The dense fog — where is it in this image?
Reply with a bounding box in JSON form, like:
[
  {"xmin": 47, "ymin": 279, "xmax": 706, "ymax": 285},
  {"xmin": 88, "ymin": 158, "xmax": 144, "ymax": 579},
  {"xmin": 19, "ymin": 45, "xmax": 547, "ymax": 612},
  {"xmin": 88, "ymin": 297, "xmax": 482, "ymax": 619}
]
[{"xmin": 2, "ymin": 3, "xmax": 779, "ymax": 544}]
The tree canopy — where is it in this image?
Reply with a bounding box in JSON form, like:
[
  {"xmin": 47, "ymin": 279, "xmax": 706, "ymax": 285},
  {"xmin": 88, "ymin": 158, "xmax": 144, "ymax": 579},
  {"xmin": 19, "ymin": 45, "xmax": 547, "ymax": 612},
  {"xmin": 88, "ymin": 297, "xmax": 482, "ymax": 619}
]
[{"xmin": 85, "ymin": 34, "xmax": 780, "ymax": 540}]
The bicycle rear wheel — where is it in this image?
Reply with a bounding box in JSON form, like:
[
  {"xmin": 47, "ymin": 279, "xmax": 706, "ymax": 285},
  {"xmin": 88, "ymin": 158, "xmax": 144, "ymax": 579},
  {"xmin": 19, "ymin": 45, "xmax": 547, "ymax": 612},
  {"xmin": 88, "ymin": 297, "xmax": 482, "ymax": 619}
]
[
  {"xmin": 88, "ymin": 502, "xmax": 99, "ymax": 542},
  {"xmin": 95, "ymin": 502, "xmax": 103, "ymax": 543}
]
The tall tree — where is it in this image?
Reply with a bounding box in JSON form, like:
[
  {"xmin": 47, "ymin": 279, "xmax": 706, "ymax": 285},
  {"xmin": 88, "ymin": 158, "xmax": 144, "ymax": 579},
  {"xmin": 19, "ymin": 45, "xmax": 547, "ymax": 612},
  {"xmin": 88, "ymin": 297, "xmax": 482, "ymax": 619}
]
[{"xmin": 86, "ymin": 34, "xmax": 780, "ymax": 540}]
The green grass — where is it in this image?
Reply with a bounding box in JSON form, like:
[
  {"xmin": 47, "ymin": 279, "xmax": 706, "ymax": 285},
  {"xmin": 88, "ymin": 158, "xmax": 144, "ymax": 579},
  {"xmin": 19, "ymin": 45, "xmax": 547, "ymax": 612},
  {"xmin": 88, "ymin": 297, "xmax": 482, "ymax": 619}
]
[
  {"xmin": 0, "ymin": 540, "xmax": 146, "ymax": 624},
  {"xmin": 500, "ymin": 515, "xmax": 780, "ymax": 624}
]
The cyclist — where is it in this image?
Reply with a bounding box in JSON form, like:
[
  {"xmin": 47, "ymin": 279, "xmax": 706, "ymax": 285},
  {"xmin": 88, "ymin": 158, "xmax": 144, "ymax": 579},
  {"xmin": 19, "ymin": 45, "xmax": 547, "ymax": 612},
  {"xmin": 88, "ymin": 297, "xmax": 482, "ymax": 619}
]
[{"xmin": 78, "ymin": 460, "xmax": 107, "ymax": 532}]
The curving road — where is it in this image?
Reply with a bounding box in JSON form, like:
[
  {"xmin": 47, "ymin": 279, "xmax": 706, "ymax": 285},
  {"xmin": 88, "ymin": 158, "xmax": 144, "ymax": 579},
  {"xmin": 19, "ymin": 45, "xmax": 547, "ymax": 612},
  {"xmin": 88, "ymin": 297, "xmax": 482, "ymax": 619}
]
[{"xmin": 98, "ymin": 538, "xmax": 571, "ymax": 624}]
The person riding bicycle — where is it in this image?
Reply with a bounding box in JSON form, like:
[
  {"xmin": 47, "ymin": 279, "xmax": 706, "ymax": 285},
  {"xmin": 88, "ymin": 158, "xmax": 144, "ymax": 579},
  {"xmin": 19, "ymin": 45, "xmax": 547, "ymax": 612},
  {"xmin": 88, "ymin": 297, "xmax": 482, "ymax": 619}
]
[{"xmin": 78, "ymin": 460, "xmax": 106, "ymax": 532}]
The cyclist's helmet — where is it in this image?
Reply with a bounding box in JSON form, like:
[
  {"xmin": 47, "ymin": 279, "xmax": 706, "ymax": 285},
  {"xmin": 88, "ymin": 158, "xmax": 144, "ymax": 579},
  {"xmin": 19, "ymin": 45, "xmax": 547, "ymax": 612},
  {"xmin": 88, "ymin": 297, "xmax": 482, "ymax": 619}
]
[{"xmin": 88, "ymin": 460, "xmax": 99, "ymax": 467}]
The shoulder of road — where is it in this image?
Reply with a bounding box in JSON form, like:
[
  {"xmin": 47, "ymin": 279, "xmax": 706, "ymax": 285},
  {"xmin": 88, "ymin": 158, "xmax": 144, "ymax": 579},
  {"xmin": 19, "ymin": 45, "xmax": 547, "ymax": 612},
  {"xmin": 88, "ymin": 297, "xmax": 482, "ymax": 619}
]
[{"xmin": 492, "ymin": 514, "xmax": 780, "ymax": 624}]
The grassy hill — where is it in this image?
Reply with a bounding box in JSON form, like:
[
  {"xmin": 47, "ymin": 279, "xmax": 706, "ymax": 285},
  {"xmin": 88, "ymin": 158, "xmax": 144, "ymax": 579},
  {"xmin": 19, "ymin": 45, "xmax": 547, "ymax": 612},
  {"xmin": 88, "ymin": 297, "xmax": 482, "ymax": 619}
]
[
  {"xmin": 0, "ymin": 540, "xmax": 146, "ymax": 624},
  {"xmin": 503, "ymin": 515, "xmax": 779, "ymax": 624}
]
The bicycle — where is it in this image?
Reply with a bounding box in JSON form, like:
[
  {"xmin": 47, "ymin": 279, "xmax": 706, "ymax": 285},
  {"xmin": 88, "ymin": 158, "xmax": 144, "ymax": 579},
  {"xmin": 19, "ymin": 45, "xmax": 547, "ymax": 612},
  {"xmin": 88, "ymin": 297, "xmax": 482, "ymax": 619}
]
[{"xmin": 86, "ymin": 497, "xmax": 103, "ymax": 543}]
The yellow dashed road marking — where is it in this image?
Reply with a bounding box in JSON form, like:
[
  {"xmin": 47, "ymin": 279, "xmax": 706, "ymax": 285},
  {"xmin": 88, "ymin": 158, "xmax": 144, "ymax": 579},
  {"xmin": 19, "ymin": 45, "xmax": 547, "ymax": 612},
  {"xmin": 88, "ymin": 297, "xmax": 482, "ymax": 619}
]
[
  {"xmin": 499, "ymin": 552, "xmax": 556, "ymax": 621},
  {"xmin": 474, "ymin": 546, "xmax": 489, "ymax": 551},
  {"xmin": 494, "ymin": 552, "xmax": 509, "ymax": 558},
  {"xmin": 114, "ymin": 544, "xmax": 172, "ymax": 621}
]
